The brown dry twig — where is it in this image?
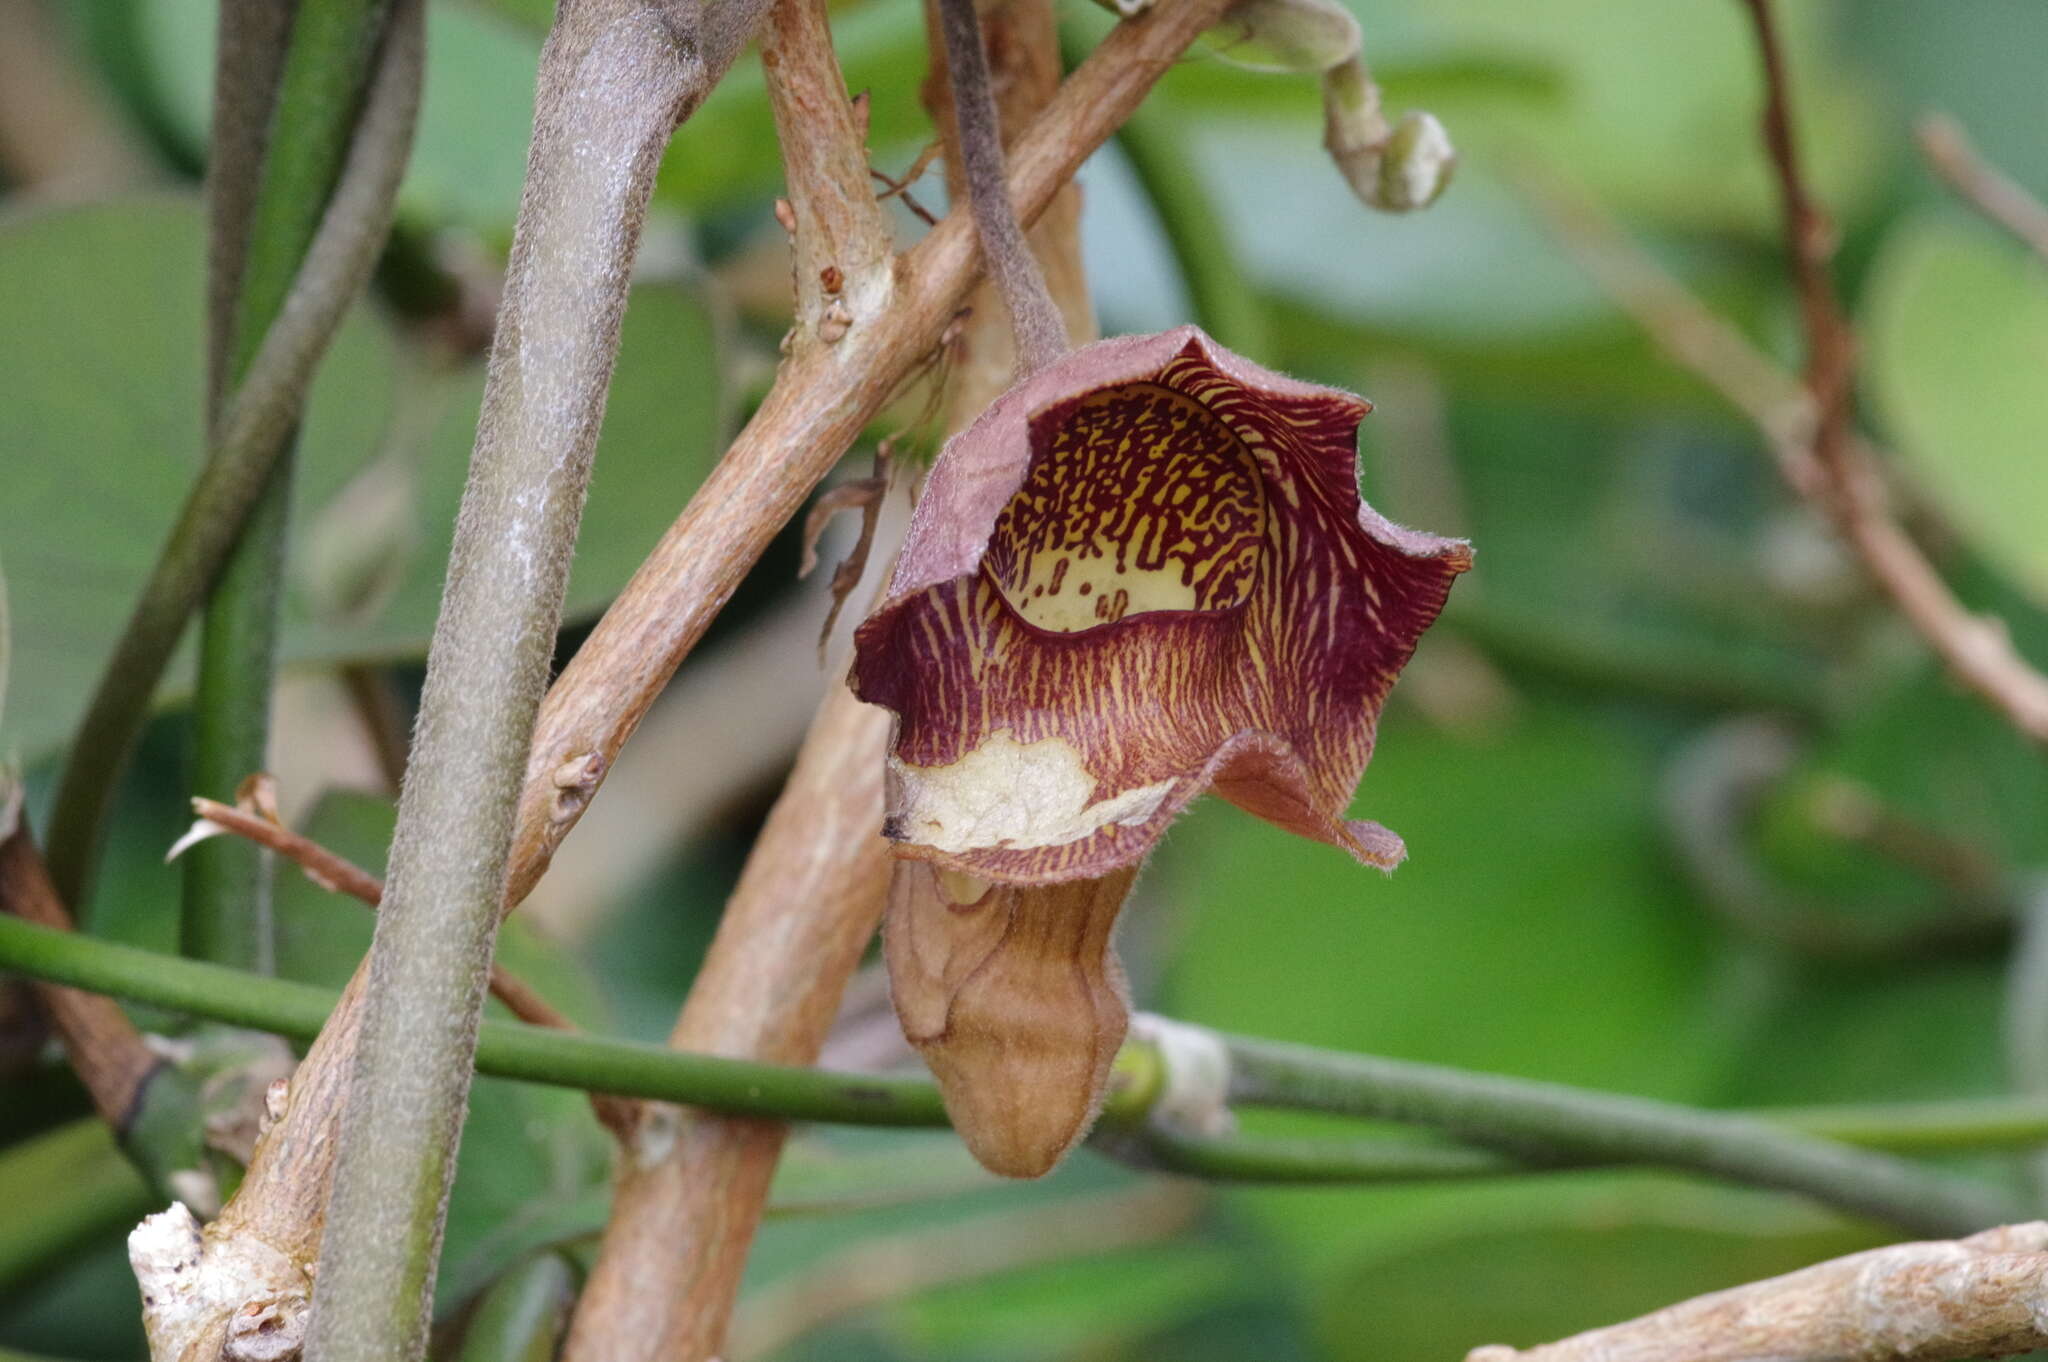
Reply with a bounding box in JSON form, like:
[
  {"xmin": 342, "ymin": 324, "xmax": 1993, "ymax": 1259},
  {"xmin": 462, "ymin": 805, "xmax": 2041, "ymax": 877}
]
[
  {"xmin": 1917, "ymin": 113, "xmax": 2048, "ymax": 267},
  {"xmin": 1465, "ymin": 1222, "xmax": 2048, "ymax": 1362},
  {"xmin": 1525, "ymin": 0, "xmax": 2048, "ymax": 746},
  {"xmin": 1737, "ymin": 0, "xmax": 2048, "ymax": 745},
  {"xmin": 181, "ymin": 797, "xmax": 602, "ymax": 1051}
]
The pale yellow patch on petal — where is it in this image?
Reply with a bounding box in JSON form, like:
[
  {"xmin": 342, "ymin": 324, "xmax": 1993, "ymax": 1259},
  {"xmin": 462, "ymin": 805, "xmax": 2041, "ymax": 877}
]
[{"xmin": 888, "ymin": 731, "xmax": 1175, "ymax": 853}]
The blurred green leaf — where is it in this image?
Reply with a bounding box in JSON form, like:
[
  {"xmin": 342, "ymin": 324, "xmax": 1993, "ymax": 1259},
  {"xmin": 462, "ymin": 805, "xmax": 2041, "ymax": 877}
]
[
  {"xmin": 0, "ymin": 197, "xmax": 724, "ymax": 760},
  {"xmin": 1864, "ymin": 212, "xmax": 2048, "ymax": 608},
  {"xmin": 1312, "ymin": 1213, "xmax": 1881, "ymax": 1361},
  {"xmin": 889, "ymin": 1242, "xmax": 1239, "ymax": 1361},
  {"xmin": 1161, "ymin": 703, "xmax": 1723, "ymax": 1097},
  {"xmin": 0, "ymin": 196, "xmax": 394, "ymax": 758}
]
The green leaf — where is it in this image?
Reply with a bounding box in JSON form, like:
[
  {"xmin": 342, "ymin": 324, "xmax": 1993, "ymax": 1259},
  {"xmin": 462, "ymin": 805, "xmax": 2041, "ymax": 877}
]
[
  {"xmin": 0, "ymin": 197, "xmax": 725, "ymax": 760},
  {"xmin": 0, "ymin": 197, "xmax": 389, "ymax": 759},
  {"xmin": 1863, "ymin": 212, "xmax": 2048, "ymax": 606}
]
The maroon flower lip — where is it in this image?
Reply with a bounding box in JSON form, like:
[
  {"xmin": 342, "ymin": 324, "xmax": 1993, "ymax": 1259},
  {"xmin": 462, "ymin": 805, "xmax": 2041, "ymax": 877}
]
[{"xmin": 852, "ymin": 325, "xmax": 1471, "ymax": 886}]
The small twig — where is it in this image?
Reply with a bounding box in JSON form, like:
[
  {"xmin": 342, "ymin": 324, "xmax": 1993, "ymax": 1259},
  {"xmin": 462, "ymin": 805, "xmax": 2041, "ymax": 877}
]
[
  {"xmin": 1524, "ymin": 35, "xmax": 2048, "ymax": 747},
  {"xmin": 1917, "ymin": 113, "xmax": 2048, "ymax": 268},
  {"xmin": 1736, "ymin": 0, "xmax": 2048, "ymax": 747},
  {"xmin": 870, "ymin": 163, "xmax": 939, "ymax": 226},
  {"xmin": 184, "ymin": 797, "xmax": 608, "ymax": 1066},
  {"xmin": 1465, "ymin": 1222, "xmax": 2048, "ymax": 1362},
  {"xmin": 931, "ymin": 0, "xmax": 1070, "ymax": 374}
]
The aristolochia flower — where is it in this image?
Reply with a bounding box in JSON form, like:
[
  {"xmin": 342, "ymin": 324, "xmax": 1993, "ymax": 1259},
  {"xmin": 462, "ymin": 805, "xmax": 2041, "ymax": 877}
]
[
  {"xmin": 850, "ymin": 326, "xmax": 1469, "ymax": 1177},
  {"xmin": 853, "ymin": 326, "xmax": 1470, "ymax": 884}
]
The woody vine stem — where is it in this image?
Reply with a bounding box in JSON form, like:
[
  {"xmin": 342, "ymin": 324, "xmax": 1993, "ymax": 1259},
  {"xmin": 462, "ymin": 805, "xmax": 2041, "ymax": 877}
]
[{"xmin": 934, "ymin": 0, "xmax": 1067, "ymax": 373}]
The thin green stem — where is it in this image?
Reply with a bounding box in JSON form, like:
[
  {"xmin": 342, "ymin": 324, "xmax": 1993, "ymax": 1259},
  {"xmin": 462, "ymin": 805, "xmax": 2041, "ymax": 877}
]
[
  {"xmin": 1225, "ymin": 1034, "xmax": 2025, "ymax": 1237},
  {"xmin": 1774, "ymin": 1095, "xmax": 2048, "ymax": 1155},
  {"xmin": 186, "ymin": 0, "xmax": 395, "ymax": 972},
  {"xmin": 1133, "ymin": 1126, "xmax": 1531, "ymax": 1184},
  {"xmin": 0, "ymin": 914, "xmax": 947, "ymax": 1124},
  {"xmin": 12, "ymin": 915, "xmax": 2048, "ymax": 1207},
  {"xmin": 1111, "ymin": 100, "xmax": 1271, "ymax": 358},
  {"xmin": 185, "ymin": 470, "xmax": 291, "ymax": 969},
  {"xmin": 304, "ymin": 5, "xmax": 773, "ymax": 1355}
]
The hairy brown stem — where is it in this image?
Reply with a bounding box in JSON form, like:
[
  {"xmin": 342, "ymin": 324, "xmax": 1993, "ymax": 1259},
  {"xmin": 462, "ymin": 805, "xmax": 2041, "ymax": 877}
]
[
  {"xmin": 924, "ymin": 0, "xmax": 1093, "ymax": 425},
  {"xmin": 932, "ymin": 0, "xmax": 1070, "ymax": 374}
]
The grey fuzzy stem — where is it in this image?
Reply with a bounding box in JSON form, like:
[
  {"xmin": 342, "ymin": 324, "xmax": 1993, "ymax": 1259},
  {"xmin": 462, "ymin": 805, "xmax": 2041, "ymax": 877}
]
[
  {"xmin": 1225, "ymin": 1035, "xmax": 2024, "ymax": 1238},
  {"xmin": 935, "ymin": 0, "xmax": 1068, "ymax": 376},
  {"xmin": 41, "ymin": 1, "xmax": 422, "ymax": 911},
  {"xmin": 301, "ymin": 2, "xmax": 770, "ymax": 1358}
]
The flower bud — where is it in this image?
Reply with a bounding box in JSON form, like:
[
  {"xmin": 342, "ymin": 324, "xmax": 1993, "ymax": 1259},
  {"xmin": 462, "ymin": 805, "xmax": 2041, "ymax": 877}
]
[{"xmin": 1323, "ymin": 57, "xmax": 1457, "ymax": 213}]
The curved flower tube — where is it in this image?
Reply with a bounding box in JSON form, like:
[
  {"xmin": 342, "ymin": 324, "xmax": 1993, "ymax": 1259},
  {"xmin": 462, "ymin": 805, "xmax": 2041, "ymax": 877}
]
[{"xmin": 853, "ymin": 326, "xmax": 1471, "ymax": 886}]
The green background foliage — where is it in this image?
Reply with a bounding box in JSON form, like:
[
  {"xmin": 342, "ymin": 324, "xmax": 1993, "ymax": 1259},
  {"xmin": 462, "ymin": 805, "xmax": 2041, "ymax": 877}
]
[{"xmin": 5, "ymin": 0, "xmax": 2048, "ymax": 1358}]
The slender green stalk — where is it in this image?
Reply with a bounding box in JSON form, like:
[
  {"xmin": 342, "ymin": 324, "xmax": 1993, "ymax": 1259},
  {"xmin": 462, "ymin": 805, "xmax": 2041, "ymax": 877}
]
[
  {"xmin": 1225, "ymin": 1034, "xmax": 2024, "ymax": 1237},
  {"xmin": 304, "ymin": 6, "xmax": 774, "ymax": 1356},
  {"xmin": 186, "ymin": 475, "xmax": 291, "ymax": 969},
  {"xmin": 1776, "ymin": 1095, "xmax": 2048, "ymax": 1155},
  {"xmin": 1112, "ymin": 101, "xmax": 1272, "ymax": 357},
  {"xmin": 11, "ymin": 915, "xmax": 2048, "ymax": 1207},
  {"xmin": 1135, "ymin": 1126, "xmax": 1530, "ymax": 1183},
  {"xmin": 0, "ymin": 914, "xmax": 945, "ymax": 1123},
  {"xmin": 186, "ymin": 0, "xmax": 395, "ymax": 971},
  {"xmin": 41, "ymin": 0, "xmax": 423, "ymax": 913}
]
